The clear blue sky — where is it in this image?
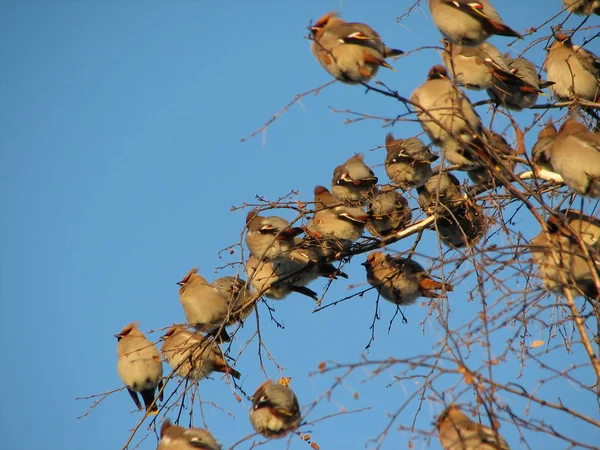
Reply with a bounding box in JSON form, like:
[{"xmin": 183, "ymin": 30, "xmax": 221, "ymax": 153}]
[{"xmin": 1, "ymin": 1, "xmax": 598, "ymax": 449}]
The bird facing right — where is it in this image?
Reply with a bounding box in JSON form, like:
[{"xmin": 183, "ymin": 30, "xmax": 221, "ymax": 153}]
[{"xmin": 436, "ymin": 404, "xmax": 510, "ymax": 450}]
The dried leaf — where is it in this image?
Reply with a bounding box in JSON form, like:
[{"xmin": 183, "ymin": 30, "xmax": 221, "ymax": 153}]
[
  {"xmin": 301, "ymin": 434, "xmax": 311, "ymax": 441},
  {"xmin": 318, "ymin": 362, "xmax": 326, "ymax": 373},
  {"xmin": 277, "ymin": 377, "xmax": 292, "ymax": 387},
  {"xmin": 311, "ymin": 442, "xmax": 320, "ymax": 450},
  {"xmin": 531, "ymin": 340, "xmax": 544, "ymax": 349}
]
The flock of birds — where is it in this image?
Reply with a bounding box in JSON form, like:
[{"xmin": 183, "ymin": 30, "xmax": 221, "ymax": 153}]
[{"xmin": 114, "ymin": 1, "xmax": 600, "ymax": 449}]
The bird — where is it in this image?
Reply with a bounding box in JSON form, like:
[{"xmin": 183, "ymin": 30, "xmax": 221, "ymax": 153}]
[
  {"xmin": 428, "ymin": 0, "xmax": 521, "ymax": 47},
  {"xmin": 115, "ymin": 322, "xmax": 163, "ymax": 414},
  {"xmin": 160, "ymin": 325, "xmax": 241, "ymax": 382},
  {"xmin": 531, "ymin": 211, "xmax": 600, "ymax": 299},
  {"xmin": 363, "ymin": 251, "xmax": 453, "ymax": 305},
  {"xmin": 366, "ymin": 186, "xmax": 413, "ymax": 237},
  {"xmin": 305, "ymin": 185, "xmax": 367, "ymax": 256},
  {"xmin": 245, "ymin": 254, "xmax": 319, "ymax": 301},
  {"xmin": 467, "ymin": 132, "xmax": 517, "ymax": 187},
  {"xmin": 287, "ymin": 237, "xmax": 349, "ymax": 280},
  {"xmin": 177, "ymin": 267, "xmax": 231, "ymax": 342},
  {"xmin": 436, "ymin": 404, "xmax": 510, "ymax": 450},
  {"xmin": 249, "ymin": 378, "xmax": 302, "ymax": 438},
  {"xmin": 245, "ymin": 210, "xmax": 303, "ymax": 260},
  {"xmin": 410, "ymin": 65, "xmax": 485, "ymax": 168},
  {"xmin": 435, "ymin": 200, "xmax": 487, "ymax": 249},
  {"xmin": 384, "ymin": 133, "xmax": 438, "ymax": 190},
  {"xmin": 544, "ymin": 33, "xmax": 600, "ymax": 102},
  {"xmin": 543, "ymin": 118, "xmax": 600, "ymax": 198},
  {"xmin": 417, "ymin": 172, "xmax": 464, "ymax": 217},
  {"xmin": 157, "ymin": 419, "xmax": 221, "ymax": 450},
  {"xmin": 531, "ymin": 119, "xmax": 558, "ymax": 174},
  {"xmin": 487, "ymin": 55, "xmax": 554, "ymax": 110},
  {"xmin": 212, "ymin": 275, "xmax": 255, "ymax": 322},
  {"xmin": 331, "ymin": 153, "xmax": 378, "ymax": 205},
  {"xmin": 441, "ymin": 39, "xmax": 511, "ymax": 91},
  {"xmin": 562, "ymin": 0, "xmax": 600, "ymax": 16},
  {"xmin": 309, "ymin": 11, "xmax": 404, "ymax": 84}
]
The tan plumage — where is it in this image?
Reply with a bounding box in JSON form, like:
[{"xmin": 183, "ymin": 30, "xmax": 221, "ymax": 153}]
[
  {"xmin": 544, "ymin": 33, "xmax": 600, "ymax": 102},
  {"xmin": 245, "ymin": 210, "xmax": 303, "ymax": 260},
  {"xmin": 384, "ymin": 133, "xmax": 438, "ymax": 190},
  {"xmin": 363, "ymin": 251, "xmax": 453, "ymax": 305},
  {"xmin": 115, "ymin": 322, "xmax": 163, "ymax": 414},
  {"xmin": 177, "ymin": 268, "xmax": 231, "ymax": 342},
  {"xmin": 531, "ymin": 120, "xmax": 558, "ymax": 173},
  {"xmin": 531, "ymin": 211, "xmax": 600, "ymax": 299},
  {"xmin": 429, "ymin": 0, "xmax": 521, "ymax": 47},
  {"xmin": 437, "ymin": 405, "xmax": 510, "ymax": 450},
  {"xmin": 543, "ymin": 118, "xmax": 600, "ymax": 198},
  {"xmin": 310, "ymin": 11, "xmax": 403, "ymax": 84},
  {"xmin": 249, "ymin": 379, "xmax": 302, "ymax": 438},
  {"xmin": 157, "ymin": 419, "xmax": 221, "ymax": 450},
  {"xmin": 331, "ymin": 153, "xmax": 378, "ymax": 205},
  {"xmin": 366, "ymin": 187, "xmax": 412, "ymax": 237},
  {"xmin": 160, "ymin": 325, "xmax": 240, "ymax": 382}
]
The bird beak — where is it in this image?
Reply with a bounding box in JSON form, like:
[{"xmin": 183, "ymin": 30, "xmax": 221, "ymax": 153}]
[
  {"xmin": 114, "ymin": 334, "xmax": 122, "ymax": 340},
  {"xmin": 176, "ymin": 282, "xmax": 183, "ymax": 286},
  {"xmin": 360, "ymin": 261, "xmax": 368, "ymax": 267}
]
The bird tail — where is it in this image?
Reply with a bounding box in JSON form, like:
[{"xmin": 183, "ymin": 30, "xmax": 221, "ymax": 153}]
[
  {"xmin": 290, "ymin": 285, "xmax": 319, "ymax": 301},
  {"xmin": 384, "ymin": 46, "xmax": 404, "ymax": 58},
  {"xmin": 140, "ymin": 389, "xmax": 159, "ymax": 415}
]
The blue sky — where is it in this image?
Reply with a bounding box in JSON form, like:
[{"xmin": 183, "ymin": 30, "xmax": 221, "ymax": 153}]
[{"xmin": 1, "ymin": 1, "xmax": 598, "ymax": 449}]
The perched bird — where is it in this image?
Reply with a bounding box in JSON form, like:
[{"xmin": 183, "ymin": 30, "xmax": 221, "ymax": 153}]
[
  {"xmin": 245, "ymin": 254, "xmax": 319, "ymax": 301},
  {"xmin": 429, "ymin": 0, "xmax": 521, "ymax": 47},
  {"xmin": 543, "ymin": 118, "xmax": 600, "ymax": 198},
  {"xmin": 417, "ymin": 172, "xmax": 464, "ymax": 217},
  {"xmin": 245, "ymin": 210, "xmax": 303, "ymax": 260},
  {"xmin": 384, "ymin": 133, "xmax": 438, "ymax": 190},
  {"xmin": 436, "ymin": 404, "xmax": 510, "ymax": 450},
  {"xmin": 488, "ymin": 55, "xmax": 554, "ymax": 110},
  {"xmin": 435, "ymin": 200, "xmax": 487, "ymax": 249},
  {"xmin": 562, "ymin": 0, "xmax": 600, "ymax": 16},
  {"xmin": 249, "ymin": 379, "xmax": 302, "ymax": 438},
  {"xmin": 331, "ymin": 154, "xmax": 378, "ymax": 205},
  {"xmin": 441, "ymin": 39, "xmax": 510, "ymax": 91},
  {"xmin": 531, "ymin": 211, "xmax": 600, "ymax": 299},
  {"xmin": 213, "ymin": 275, "xmax": 255, "ymax": 322},
  {"xmin": 157, "ymin": 419, "xmax": 221, "ymax": 450},
  {"xmin": 305, "ymin": 185, "xmax": 367, "ymax": 255},
  {"xmin": 531, "ymin": 120, "xmax": 558, "ymax": 173},
  {"xmin": 177, "ymin": 268, "xmax": 231, "ymax": 342},
  {"xmin": 411, "ymin": 65, "xmax": 485, "ymax": 168},
  {"xmin": 544, "ymin": 33, "xmax": 600, "ymax": 102},
  {"xmin": 366, "ymin": 187, "xmax": 413, "ymax": 237},
  {"xmin": 115, "ymin": 322, "xmax": 163, "ymax": 414},
  {"xmin": 363, "ymin": 251, "xmax": 453, "ymax": 305},
  {"xmin": 310, "ymin": 11, "xmax": 404, "ymax": 84},
  {"xmin": 288, "ymin": 237, "xmax": 349, "ymax": 280},
  {"xmin": 467, "ymin": 132, "xmax": 517, "ymax": 187},
  {"xmin": 160, "ymin": 325, "xmax": 241, "ymax": 382}
]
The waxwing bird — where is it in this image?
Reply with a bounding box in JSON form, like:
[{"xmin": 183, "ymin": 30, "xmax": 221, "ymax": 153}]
[
  {"xmin": 562, "ymin": 0, "xmax": 600, "ymax": 16},
  {"xmin": 331, "ymin": 153, "xmax": 378, "ymax": 205},
  {"xmin": 531, "ymin": 211, "xmax": 600, "ymax": 299},
  {"xmin": 531, "ymin": 120, "xmax": 557, "ymax": 173},
  {"xmin": 410, "ymin": 65, "xmax": 485, "ymax": 168},
  {"xmin": 363, "ymin": 252, "xmax": 453, "ymax": 305},
  {"xmin": 544, "ymin": 33, "xmax": 600, "ymax": 102},
  {"xmin": 213, "ymin": 275, "xmax": 255, "ymax": 322},
  {"xmin": 305, "ymin": 185, "xmax": 367, "ymax": 256},
  {"xmin": 384, "ymin": 133, "xmax": 438, "ymax": 190},
  {"xmin": 437, "ymin": 405, "xmax": 510, "ymax": 450},
  {"xmin": 288, "ymin": 237, "xmax": 349, "ymax": 280},
  {"xmin": 158, "ymin": 419, "xmax": 221, "ymax": 450},
  {"xmin": 488, "ymin": 55, "xmax": 554, "ymax": 110},
  {"xmin": 161, "ymin": 325, "xmax": 241, "ymax": 382},
  {"xmin": 435, "ymin": 200, "xmax": 487, "ymax": 249},
  {"xmin": 543, "ymin": 118, "xmax": 600, "ymax": 198},
  {"xmin": 417, "ymin": 172, "xmax": 464, "ymax": 217},
  {"xmin": 310, "ymin": 11, "xmax": 404, "ymax": 84},
  {"xmin": 177, "ymin": 268, "xmax": 231, "ymax": 342},
  {"xmin": 429, "ymin": 0, "xmax": 521, "ymax": 47},
  {"xmin": 441, "ymin": 39, "xmax": 511, "ymax": 91},
  {"xmin": 115, "ymin": 322, "xmax": 163, "ymax": 414},
  {"xmin": 245, "ymin": 254, "xmax": 319, "ymax": 301},
  {"xmin": 366, "ymin": 187, "xmax": 413, "ymax": 237},
  {"xmin": 467, "ymin": 132, "xmax": 517, "ymax": 187},
  {"xmin": 245, "ymin": 210, "xmax": 303, "ymax": 260},
  {"xmin": 249, "ymin": 379, "xmax": 302, "ymax": 438}
]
